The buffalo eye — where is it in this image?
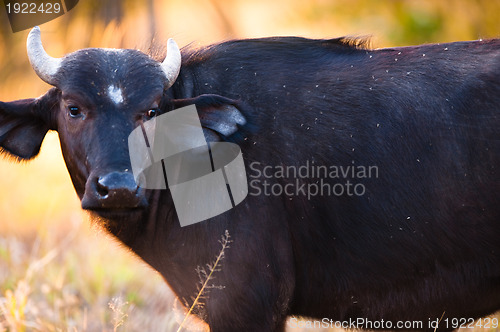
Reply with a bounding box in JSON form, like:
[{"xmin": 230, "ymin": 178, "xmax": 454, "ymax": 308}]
[
  {"xmin": 68, "ymin": 106, "xmax": 81, "ymax": 118},
  {"xmin": 147, "ymin": 108, "xmax": 159, "ymax": 119}
]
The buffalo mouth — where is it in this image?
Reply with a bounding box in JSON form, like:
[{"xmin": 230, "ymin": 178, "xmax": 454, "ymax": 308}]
[{"xmin": 86, "ymin": 206, "xmax": 147, "ymax": 220}]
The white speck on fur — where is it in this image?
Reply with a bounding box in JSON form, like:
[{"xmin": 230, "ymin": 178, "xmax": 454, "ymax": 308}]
[
  {"xmin": 108, "ymin": 86, "xmax": 124, "ymax": 104},
  {"xmin": 103, "ymin": 48, "xmax": 125, "ymax": 54}
]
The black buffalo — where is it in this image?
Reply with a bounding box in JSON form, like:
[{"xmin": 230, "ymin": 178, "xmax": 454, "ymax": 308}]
[{"xmin": 0, "ymin": 27, "xmax": 499, "ymax": 331}]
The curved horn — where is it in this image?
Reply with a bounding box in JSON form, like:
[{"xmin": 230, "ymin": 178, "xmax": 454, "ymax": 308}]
[
  {"xmin": 160, "ymin": 38, "xmax": 181, "ymax": 88},
  {"xmin": 27, "ymin": 26, "xmax": 62, "ymax": 85}
]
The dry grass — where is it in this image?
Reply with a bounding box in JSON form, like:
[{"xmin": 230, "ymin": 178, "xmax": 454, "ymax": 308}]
[
  {"xmin": 0, "ymin": 216, "xmax": 183, "ymax": 332},
  {"xmin": 176, "ymin": 230, "xmax": 232, "ymax": 332},
  {"xmin": 1, "ymin": 224, "xmax": 497, "ymax": 332}
]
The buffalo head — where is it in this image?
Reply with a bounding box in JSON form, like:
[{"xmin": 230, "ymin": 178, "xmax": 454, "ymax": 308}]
[{"xmin": 0, "ymin": 27, "xmax": 246, "ymax": 220}]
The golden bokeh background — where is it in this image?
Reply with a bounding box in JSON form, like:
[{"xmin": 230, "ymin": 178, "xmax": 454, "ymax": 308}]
[{"xmin": 0, "ymin": 0, "xmax": 498, "ymax": 331}]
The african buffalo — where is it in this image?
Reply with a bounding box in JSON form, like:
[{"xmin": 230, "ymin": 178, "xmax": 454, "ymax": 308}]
[{"xmin": 0, "ymin": 26, "xmax": 499, "ymax": 331}]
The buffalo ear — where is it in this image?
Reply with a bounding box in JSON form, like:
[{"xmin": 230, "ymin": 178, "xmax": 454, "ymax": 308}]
[
  {"xmin": 170, "ymin": 94, "xmax": 247, "ymax": 140},
  {"xmin": 0, "ymin": 88, "xmax": 59, "ymax": 160}
]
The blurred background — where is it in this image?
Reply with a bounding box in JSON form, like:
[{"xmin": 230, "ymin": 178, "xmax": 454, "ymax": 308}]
[{"xmin": 0, "ymin": 0, "xmax": 499, "ymax": 331}]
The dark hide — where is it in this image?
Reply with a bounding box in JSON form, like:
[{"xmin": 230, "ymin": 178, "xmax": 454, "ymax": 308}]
[{"xmin": 1, "ymin": 36, "xmax": 499, "ymax": 331}]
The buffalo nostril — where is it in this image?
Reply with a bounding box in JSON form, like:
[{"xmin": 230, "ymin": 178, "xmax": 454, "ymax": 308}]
[
  {"xmin": 83, "ymin": 172, "xmax": 145, "ymax": 210},
  {"xmin": 95, "ymin": 172, "xmax": 140, "ymax": 202},
  {"xmin": 96, "ymin": 178, "xmax": 110, "ymax": 198},
  {"xmin": 96, "ymin": 173, "xmax": 138, "ymax": 196}
]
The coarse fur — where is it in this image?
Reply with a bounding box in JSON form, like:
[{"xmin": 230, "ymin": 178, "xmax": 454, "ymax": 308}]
[{"xmin": 1, "ymin": 35, "xmax": 499, "ymax": 331}]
